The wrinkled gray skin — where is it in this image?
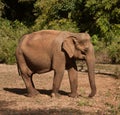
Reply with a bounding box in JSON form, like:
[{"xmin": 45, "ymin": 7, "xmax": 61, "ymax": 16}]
[{"xmin": 15, "ymin": 30, "xmax": 96, "ymax": 98}]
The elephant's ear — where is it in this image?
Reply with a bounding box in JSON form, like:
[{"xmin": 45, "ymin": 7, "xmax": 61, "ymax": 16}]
[{"xmin": 62, "ymin": 37, "xmax": 75, "ymax": 58}]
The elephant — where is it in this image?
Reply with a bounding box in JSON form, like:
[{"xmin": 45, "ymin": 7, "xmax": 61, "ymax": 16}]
[{"xmin": 15, "ymin": 30, "xmax": 96, "ymax": 98}]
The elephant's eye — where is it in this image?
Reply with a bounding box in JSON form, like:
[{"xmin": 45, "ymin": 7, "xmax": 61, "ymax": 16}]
[{"xmin": 78, "ymin": 41, "xmax": 85, "ymax": 46}]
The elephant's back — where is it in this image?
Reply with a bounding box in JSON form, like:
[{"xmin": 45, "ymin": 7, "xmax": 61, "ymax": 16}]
[
  {"xmin": 28, "ymin": 30, "xmax": 61, "ymax": 40},
  {"xmin": 19, "ymin": 30, "xmax": 58, "ymax": 48}
]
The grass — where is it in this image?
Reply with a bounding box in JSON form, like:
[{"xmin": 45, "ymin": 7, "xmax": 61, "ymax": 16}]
[
  {"xmin": 77, "ymin": 99, "xmax": 92, "ymax": 107},
  {"xmin": 105, "ymin": 102, "xmax": 120, "ymax": 115}
]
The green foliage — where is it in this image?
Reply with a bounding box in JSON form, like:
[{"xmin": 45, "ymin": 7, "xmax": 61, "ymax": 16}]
[
  {"xmin": 83, "ymin": 0, "xmax": 120, "ymax": 38},
  {"xmin": 43, "ymin": 19, "xmax": 79, "ymax": 32},
  {"xmin": 0, "ymin": 18, "xmax": 28, "ymax": 64},
  {"xmin": 108, "ymin": 38, "xmax": 120, "ymax": 63},
  {"xmin": 33, "ymin": 0, "xmax": 78, "ymax": 32},
  {"xmin": 0, "ymin": 1, "xmax": 4, "ymax": 17},
  {"xmin": 0, "ymin": 39, "xmax": 16, "ymax": 64},
  {"xmin": 0, "ymin": 0, "xmax": 120, "ymax": 64},
  {"xmin": 33, "ymin": 0, "xmax": 57, "ymax": 30}
]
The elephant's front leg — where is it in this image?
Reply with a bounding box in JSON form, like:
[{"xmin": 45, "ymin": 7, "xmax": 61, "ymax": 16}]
[
  {"xmin": 68, "ymin": 67, "xmax": 78, "ymax": 98},
  {"xmin": 21, "ymin": 74, "xmax": 39, "ymax": 97},
  {"xmin": 52, "ymin": 68, "xmax": 65, "ymax": 97}
]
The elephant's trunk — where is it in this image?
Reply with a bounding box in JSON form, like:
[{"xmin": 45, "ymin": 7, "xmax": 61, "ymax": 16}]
[{"xmin": 86, "ymin": 45, "xmax": 96, "ymax": 97}]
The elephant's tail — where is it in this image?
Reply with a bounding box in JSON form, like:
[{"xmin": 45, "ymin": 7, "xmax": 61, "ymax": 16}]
[
  {"xmin": 15, "ymin": 47, "xmax": 22, "ymax": 76},
  {"xmin": 15, "ymin": 35, "xmax": 33, "ymax": 77},
  {"xmin": 15, "ymin": 46, "xmax": 32, "ymax": 77},
  {"xmin": 16, "ymin": 61, "xmax": 21, "ymax": 76}
]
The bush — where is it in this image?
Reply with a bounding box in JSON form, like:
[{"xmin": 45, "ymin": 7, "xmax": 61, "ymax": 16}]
[
  {"xmin": 0, "ymin": 18, "xmax": 28, "ymax": 64},
  {"xmin": 92, "ymin": 35, "xmax": 109, "ymax": 63},
  {"xmin": 108, "ymin": 40, "xmax": 120, "ymax": 64},
  {"xmin": 43, "ymin": 18, "xmax": 79, "ymax": 32},
  {"xmin": 0, "ymin": 39, "xmax": 16, "ymax": 64},
  {"xmin": 92, "ymin": 34, "xmax": 120, "ymax": 64}
]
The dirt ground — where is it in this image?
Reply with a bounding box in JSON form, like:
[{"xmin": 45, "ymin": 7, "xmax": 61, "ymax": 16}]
[{"xmin": 0, "ymin": 64, "xmax": 120, "ymax": 115}]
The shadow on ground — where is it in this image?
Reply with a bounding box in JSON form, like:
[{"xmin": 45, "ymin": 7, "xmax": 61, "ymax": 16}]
[
  {"xmin": 0, "ymin": 108, "xmax": 96, "ymax": 115},
  {"xmin": 3, "ymin": 88, "xmax": 69, "ymax": 97},
  {"xmin": 0, "ymin": 100, "xmax": 101, "ymax": 115},
  {"xmin": 1, "ymin": 89, "xmax": 104, "ymax": 115}
]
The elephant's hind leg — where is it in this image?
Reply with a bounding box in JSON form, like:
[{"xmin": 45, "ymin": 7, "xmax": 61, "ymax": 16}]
[
  {"xmin": 21, "ymin": 71, "xmax": 39, "ymax": 97},
  {"xmin": 16, "ymin": 50, "xmax": 39, "ymax": 97}
]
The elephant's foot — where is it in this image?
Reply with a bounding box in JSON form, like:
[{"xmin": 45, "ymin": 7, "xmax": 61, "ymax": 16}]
[
  {"xmin": 51, "ymin": 92, "xmax": 61, "ymax": 98},
  {"xmin": 25, "ymin": 89, "xmax": 39, "ymax": 97},
  {"xmin": 88, "ymin": 92, "xmax": 96, "ymax": 98},
  {"xmin": 68, "ymin": 92, "xmax": 79, "ymax": 98},
  {"xmin": 88, "ymin": 90, "xmax": 96, "ymax": 98}
]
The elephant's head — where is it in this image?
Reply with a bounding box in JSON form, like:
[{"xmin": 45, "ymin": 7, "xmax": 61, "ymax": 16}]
[
  {"xmin": 63, "ymin": 33, "xmax": 91, "ymax": 59},
  {"xmin": 63, "ymin": 32, "xmax": 96, "ymax": 97}
]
